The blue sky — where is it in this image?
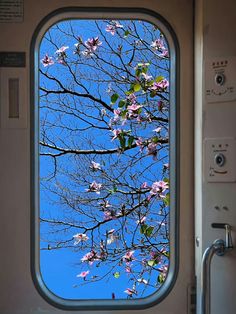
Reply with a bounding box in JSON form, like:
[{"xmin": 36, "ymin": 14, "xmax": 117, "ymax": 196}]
[{"xmin": 38, "ymin": 18, "xmax": 170, "ymax": 301}]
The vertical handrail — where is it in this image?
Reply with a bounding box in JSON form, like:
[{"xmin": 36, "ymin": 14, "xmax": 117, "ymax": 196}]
[{"xmin": 201, "ymin": 239, "xmax": 225, "ymax": 314}]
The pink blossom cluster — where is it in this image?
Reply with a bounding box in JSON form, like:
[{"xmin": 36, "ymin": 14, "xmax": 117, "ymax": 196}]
[
  {"xmin": 103, "ymin": 209, "xmax": 117, "ymax": 221},
  {"xmin": 151, "ymin": 37, "xmax": 169, "ymax": 58},
  {"xmin": 41, "ymin": 54, "xmax": 54, "ymax": 67},
  {"xmin": 150, "ymin": 79, "xmax": 169, "ymax": 91},
  {"xmin": 122, "ymin": 250, "xmax": 135, "ymax": 263},
  {"xmin": 82, "ymin": 37, "xmax": 102, "ymax": 57},
  {"xmin": 105, "ymin": 20, "xmax": 123, "ymax": 35},
  {"xmin": 55, "ymin": 46, "xmax": 69, "ymax": 65},
  {"xmin": 81, "ymin": 250, "xmax": 101, "ymax": 265},
  {"xmin": 150, "ymin": 180, "xmax": 169, "ymax": 198},
  {"xmin": 111, "ymin": 129, "xmax": 122, "ymax": 140},
  {"xmin": 86, "ymin": 181, "xmax": 102, "ymax": 194},
  {"xmin": 146, "ymin": 142, "xmax": 158, "ymax": 159},
  {"xmin": 127, "ymin": 103, "xmax": 143, "ymax": 119}
]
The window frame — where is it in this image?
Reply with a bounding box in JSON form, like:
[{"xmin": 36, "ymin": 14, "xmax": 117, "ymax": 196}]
[{"xmin": 30, "ymin": 7, "xmax": 179, "ymax": 311}]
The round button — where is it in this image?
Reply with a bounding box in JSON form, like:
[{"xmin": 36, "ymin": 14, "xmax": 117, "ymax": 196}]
[
  {"xmin": 215, "ymin": 73, "xmax": 225, "ymax": 86},
  {"xmin": 214, "ymin": 153, "xmax": 226, "ymax": 167}
]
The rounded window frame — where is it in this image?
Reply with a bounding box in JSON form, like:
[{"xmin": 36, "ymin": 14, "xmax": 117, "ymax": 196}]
[{"xmin": 30, "ymin": 7, "xmax": 179, "ymax": 311}]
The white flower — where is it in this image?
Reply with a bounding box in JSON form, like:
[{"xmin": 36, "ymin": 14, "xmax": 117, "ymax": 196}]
[{"xmin": 73, "ymin": 233, "xmax": 89, "ymax": 245}]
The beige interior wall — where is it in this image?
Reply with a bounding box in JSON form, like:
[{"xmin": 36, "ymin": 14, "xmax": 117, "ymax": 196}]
[
  {"xmin": 195, "ymin": 1, "xmax": 236, "ymax": 313},
  {"xmin": 0, "ymin": 1, "xmax": 194, "ymax": 313}
]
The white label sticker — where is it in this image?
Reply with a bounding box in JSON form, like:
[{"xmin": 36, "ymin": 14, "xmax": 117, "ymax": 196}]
[{"xmin": 0, "ymin": 0, "xmax": 23, "ymax": 23}]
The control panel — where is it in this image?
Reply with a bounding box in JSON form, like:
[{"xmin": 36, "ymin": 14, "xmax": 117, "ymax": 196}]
[
  {"xmin": 205, "ymin": 57, "xmax": 236, "ymax": 103},
  {"xmin": 204, "ymin": 138, "xmax": 236, "ymax": 182}
]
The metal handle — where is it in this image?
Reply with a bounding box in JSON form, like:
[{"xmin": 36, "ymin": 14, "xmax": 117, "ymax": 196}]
[{"xmin": 201, "ymin": 224, "xmax": 233, "ymax": 314}]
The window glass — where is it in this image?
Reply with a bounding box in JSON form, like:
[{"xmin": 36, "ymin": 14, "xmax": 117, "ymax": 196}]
[{"xmin": 38, "ymin": 17, "xmax": 172, "ymax": 302}]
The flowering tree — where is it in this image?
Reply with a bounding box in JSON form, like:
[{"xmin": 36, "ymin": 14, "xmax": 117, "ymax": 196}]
[{"xmin": 39, "ymin": 19, "xmax": 170, "ymax": 299}]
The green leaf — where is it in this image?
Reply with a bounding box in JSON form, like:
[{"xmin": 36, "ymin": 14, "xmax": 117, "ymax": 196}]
[
  {"xmin": 111, "ymin": 93, "xmax": 119, "ymax": 104},
  {"xmin": 133, "ymin": 83, "xmax": 141, "ymax": 92},
  {"xmin": 140, "ymin": 224, "xmax": 154, "ymax": 237},
  {"xmin": 121, "ymin": 110, "xmax": 127, "ymax": 119},
  {"xmin": 125, "ymin": 89, "xmax": 134, "ymax": 96},
  {"xmin": 113, "ymin": 272, "xmax": 120, "ymax": 279},
  {"xmin": 142, "ymin": 67, "xmax": 148, "ymax": 74},
  {"xmin": 118, "ymin": 100, "xmax": 126, "ymax": 108},
  {"xmin": 124, "ymin": 30, "xmax": 130, "ymax": 37},
  {"xmin": 128, "ymin": 136, "xmax": 134, "ymax": 148},
  {"xmin": 163, "ymin": 251, "xmax": 170, "ymax": 257},
  {"xmin": 135, "ymin": 68, "xmax": 142, "ymax": 77},
  {"xmin": 164, "ymin": 193, "xmax": 170, "ymax": 206},
  {"xmin": 158, "ymin": 273, "xmax": 165, "ymax": 284},
  {"xmin": 119, "ymin": 136, "xmax": 126, "ymax": 149},
  {"xmin": 155, "ymin": 75, "xmax": 164, "ymax": 82},
  {"xmin": 152, "ymin": 136, "xmax": 159, "ymax": 144},
  {"xmin": 145, "ymin": 226, "xmax": 154, "ymax": 237},
  {"xmin": 140, "ymin": 224, "xmax": 147, "ymax": 234},
  {"xmin": 150, "ymin": 91, "xmax": 156, "ymax": 98},
  {"xmin": 147, "ymin": 80, "xmax": 154, "ymax": 86},
  {"xmin": 148, "ymin": 260, "xmax": 157, "ymax": 267}
]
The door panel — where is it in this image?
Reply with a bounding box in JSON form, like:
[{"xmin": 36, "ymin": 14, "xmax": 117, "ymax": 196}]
[
  {"xmin": 0, "ymin": 0, "xmax": 194, "ymax": 313},
  {"xmin": 195, "ymin": 1, "xmax": 236, "ymax": 313}
]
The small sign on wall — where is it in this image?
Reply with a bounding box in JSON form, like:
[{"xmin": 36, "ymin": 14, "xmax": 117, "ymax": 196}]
[
  {"xmin": 0, "ymin": 52, "xmax": 26, "ymax": 67},
  {"xmin": 0, "ymin": 0, "xmax": 24, "ymax": 23}
]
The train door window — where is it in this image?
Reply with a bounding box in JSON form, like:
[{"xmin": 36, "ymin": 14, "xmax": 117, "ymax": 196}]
[{"xmin": 32, "ymin": 8, "xmax": 179, "ymax": 310}]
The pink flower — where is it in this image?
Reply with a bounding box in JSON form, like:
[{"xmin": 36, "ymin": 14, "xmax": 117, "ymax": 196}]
[
  {"xmin": 55, "ymin": 46, "xmax": 69, "ymax": 54},
  {"xmin": 107, "ymin": 230, "xmax": 118, "ymax": 245},
  {"xmin": 141, "ymin": 182, "xmax": 148, "ymax": 189},
  {"xmin": 159, "ymin": 49, "xmax": 169, "ymax": 58},
  {"xmin": 124, "ymin": 288, "xmax": 137, "ymax": 296},
  {"xmin": 113, "ymin": 109, "xmax": 121, "ymax": 122},
  {"xmin": 55, "ymin": 46, "xmax": 69, "ymax": 64},
  {"xmin": 147, "ymin": 142, "xmax": 158, "ymax": 159},
  {"xmin": 127, "ymin": 93, "xmax": 137, "ymax": 105},
  {"xmin": 105, "ymin": 21, "xmax": 123, "ymax": 35},
  {"xmin": 81, "ymin": 49, "xmax": 94, "ymax": 57},
  {"xmin": 85, "ymin": 37, "xmax": 102, "ymax": 52},
  {"xmin": 135, "ymin": 138, "xmax": 144, "ymax": 150},
  {"xmin": 73, "ymin": 233, "xmax": 89, "ymax": 245},
  {"xmin": 141, "ymin": 73, "xmax": 153, "ymax": 81},
  {"xmin": 100, "ymin": 200, "xmax": 112, "ymax": 210},
  {"xmin": 151, "ymin": 79, "xmax": 169, "ymax": 91},
  {"xmin": 86, "ymin": 181, "xmax": 102, "ymax": 194},
  {"xmin": 41, "ymin": 54, "xmax": 54, "ymax": 67},
  {"xmin": 104, "ymin": 210, "xmax": 117, "ymax": 221},
  {"xmin": 77, "ymin": 270, "xmax": 89, "ymax": 278},
  {"xmin": 159, "ymin": 264, "xmax": 168, "ymax": 280},
  {"xmin": 127, "ymin": 104, "xmax": 142, "ymax": 112},
  {"xmin": 127, "ymin": 103, "xmax": 142, "ymax": 119},
  {"xmin": 150, "ymin": 181, "xmax": 169, "ymax": 195},
  {"xmin": 122, "ymin": 250, "xmax": 135, "ymax": 263},
  {"xmin": 137, "ymin": 278, "xmax": 148, "ymax": 284},
  {"xmin": 106, "ymin": 25, "xmax": 116, "ymax": 35},
  {"xmin": 90, "ymin": 161, "xmax": 101, "ymax": 171},
  {"xmin": 151, "ymin": 38, "xmax": 166, "ymax": 51},
  {"xmin": 153, "ymin": 127, "xmax": 162, "ymax": 133},
  {"xmin": 125, "ymin": 265, "xmax": 132, "ymax": 273},
  {"xmin": 111, "ymin": 129, "xmax": 122, "ymax": 140},
  {"xmin": 81, "ymin": 250, "xmax": 99, "ymax": 264},
  {"xmin": 150, "ymin": 250, "xmax": 161, "ymax": 262},
  {"xmin": 136, "ymin": 216, "xmax": 146, "ymax": 224}
]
